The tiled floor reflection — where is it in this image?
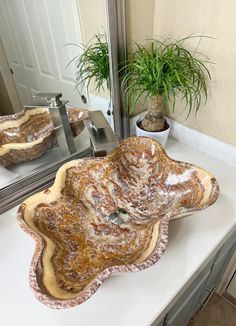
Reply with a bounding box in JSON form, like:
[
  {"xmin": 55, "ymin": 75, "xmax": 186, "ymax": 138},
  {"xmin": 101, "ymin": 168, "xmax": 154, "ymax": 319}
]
[{"xmin": 188, "ymin": 293, "xmax": 236, "ymax": 326}]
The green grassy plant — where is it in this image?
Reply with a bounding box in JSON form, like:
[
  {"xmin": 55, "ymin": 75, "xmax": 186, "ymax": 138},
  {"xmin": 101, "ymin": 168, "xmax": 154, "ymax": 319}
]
[
  {"xmin": 121, "ymin": 36, "xmax": 212, "ymax": 132},
  {"xmin": 69, "ymin": 34, "xmax": 110, "ymax": 97}
]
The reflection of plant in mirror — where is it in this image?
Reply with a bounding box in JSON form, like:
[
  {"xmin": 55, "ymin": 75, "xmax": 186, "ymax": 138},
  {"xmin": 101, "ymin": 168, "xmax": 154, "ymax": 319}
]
[
  {"xmin": 121, "ymin": 36, "xmax": 212, "ymax": 132},
  {"xmin": 69, "ymin": 33, "xmax": 110, "ymax": 100}
]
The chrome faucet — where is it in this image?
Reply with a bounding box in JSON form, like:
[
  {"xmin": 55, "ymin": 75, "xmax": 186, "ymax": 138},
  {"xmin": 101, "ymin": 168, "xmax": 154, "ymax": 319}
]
[
  {"xmin": 84, "ymin": 110, "xmax": 118, "ymax": 157},
  {"xmin": 30, "ymin": 93, "xmax": 76, "ymax": 156}
]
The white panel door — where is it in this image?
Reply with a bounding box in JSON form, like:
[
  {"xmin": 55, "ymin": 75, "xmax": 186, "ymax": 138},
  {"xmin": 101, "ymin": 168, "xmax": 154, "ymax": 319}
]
[{"xmin": 0, "ymin": 0, "xmax": 83, "ymax": 108}]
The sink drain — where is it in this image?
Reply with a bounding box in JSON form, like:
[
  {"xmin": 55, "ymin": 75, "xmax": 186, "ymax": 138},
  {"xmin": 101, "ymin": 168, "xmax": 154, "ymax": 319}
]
[{"xmin": 108, "ymin": 208, "xmax": 129, "ymax": 225}]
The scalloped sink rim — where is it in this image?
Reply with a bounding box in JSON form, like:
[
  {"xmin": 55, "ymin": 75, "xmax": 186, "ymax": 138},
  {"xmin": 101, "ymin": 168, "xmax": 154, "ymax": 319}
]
[
  {"xmin": 17, "ymin": 137, "xmax": 219, "ymax": 309},
  {"xmin": 0, "ymin": 106, "xmax": 88, "ymax": 166}
]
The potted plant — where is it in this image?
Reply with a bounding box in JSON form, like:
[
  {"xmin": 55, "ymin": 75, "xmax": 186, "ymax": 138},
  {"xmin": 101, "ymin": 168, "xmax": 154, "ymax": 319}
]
[
  {"xmin": 68, "ymin": 33, "xmax": 112, "ymax": 115},
  {"xmin": 121, "ymin": 36, "xmax": 211, "ymax": 147}
]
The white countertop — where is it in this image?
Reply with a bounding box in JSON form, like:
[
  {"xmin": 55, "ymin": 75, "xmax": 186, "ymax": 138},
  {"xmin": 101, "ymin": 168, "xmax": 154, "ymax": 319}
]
[{"xmin": 1, "ymin": 138, "xmax": 236, "ymax": 326}]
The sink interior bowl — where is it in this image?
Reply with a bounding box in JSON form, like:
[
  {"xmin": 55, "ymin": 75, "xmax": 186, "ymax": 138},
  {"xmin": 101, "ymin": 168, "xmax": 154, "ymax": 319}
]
[
  {"xmin": 18, "ymin": 137, "xmax": 219, "ymax": 308},
  {"xmin": 0, "ymin": 107, "xmax": 88, "ymax": 166}
]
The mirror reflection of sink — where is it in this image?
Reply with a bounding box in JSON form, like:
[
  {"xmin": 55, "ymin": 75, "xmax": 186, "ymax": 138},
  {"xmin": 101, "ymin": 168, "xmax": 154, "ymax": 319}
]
[
  {"xmin": 18, "ymin": 136, "xmax": 219, "ymax": 308},
  {"xmin": 0, "ymin": 107, "xmax": 88, "ymax": 167}
]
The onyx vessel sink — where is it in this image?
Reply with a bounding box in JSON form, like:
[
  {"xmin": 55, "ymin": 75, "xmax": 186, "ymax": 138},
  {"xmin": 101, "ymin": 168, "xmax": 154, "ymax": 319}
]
[
  {"xmin": 18, "ymin": 137, "xmax": 219, "ymax": 308},
  {"xmin": 0, "ymin": 107, "xmax": 88, "ymax": 166}
]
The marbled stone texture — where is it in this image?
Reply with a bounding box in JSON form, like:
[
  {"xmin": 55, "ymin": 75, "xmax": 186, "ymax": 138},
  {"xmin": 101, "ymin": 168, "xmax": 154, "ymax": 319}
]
[
  {"xmin": 0, "ymin": 107, "xmax": 88, "ymax": 166},
  {"xmin": 18, "ymin": 137, "xmax": 219, "ymax": 308}
]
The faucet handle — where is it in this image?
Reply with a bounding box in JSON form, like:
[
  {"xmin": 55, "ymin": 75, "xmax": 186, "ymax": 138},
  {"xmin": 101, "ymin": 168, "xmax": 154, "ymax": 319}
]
[
  {"xmin": 89, "ymin": 110, "xmax": 110, "ymax": 132},
  {"xmin": 85, "ymin": 110, "xmax": 118, "ymax": 156},
  {"xmin": 33, "ymin": 93, "xmax": 62, "ymax": 107}
]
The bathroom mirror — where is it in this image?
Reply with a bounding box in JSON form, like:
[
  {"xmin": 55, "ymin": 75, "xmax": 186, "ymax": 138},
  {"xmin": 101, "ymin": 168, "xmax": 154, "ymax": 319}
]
[{"xmin": 0, "ymin": 0, "xmax": 126, "ymax": 212}]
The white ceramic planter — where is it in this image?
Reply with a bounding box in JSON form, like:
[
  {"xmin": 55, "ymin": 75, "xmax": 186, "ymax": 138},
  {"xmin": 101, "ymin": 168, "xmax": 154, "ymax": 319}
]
[{"xmin": 136, "ymin": 116, "xmax": 171, "ymax": 147}]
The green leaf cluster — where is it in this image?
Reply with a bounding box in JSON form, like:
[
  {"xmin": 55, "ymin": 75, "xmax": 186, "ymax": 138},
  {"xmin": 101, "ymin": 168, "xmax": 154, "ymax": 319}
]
[
  {"xmin": 121, "ymin": 36, "xmax": 212, "ymax": 116},
  {"xmin": 70, "ymin": 34, "xmax": 110, "ymax": 96}
]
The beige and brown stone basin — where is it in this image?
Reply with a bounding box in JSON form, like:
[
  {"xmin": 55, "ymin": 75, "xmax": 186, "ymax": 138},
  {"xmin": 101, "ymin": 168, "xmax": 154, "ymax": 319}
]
[
  {"xmin": 18, "ymin": 137, "xmax": 219, "ymax": 308},
  {"xmin": 0, "ymin": 107, "xmax": 88, "ymax": 166}
]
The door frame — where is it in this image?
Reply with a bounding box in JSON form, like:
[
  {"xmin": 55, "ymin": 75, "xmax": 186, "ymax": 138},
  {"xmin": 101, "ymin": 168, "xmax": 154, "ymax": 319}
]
[{"xmin": 0, "ymin": 37, "xmax": 21, "ymax": 113}]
